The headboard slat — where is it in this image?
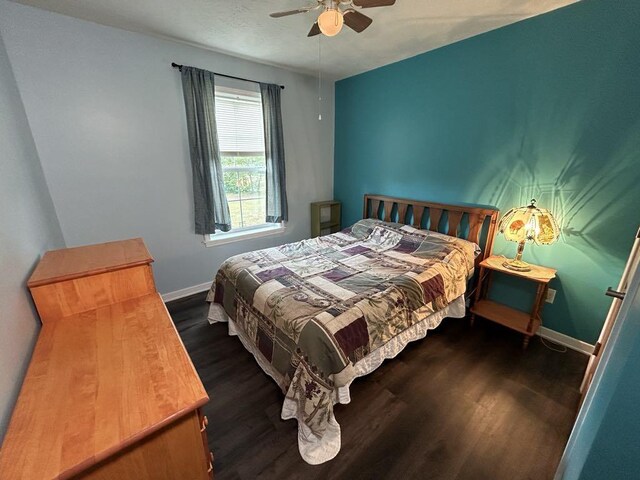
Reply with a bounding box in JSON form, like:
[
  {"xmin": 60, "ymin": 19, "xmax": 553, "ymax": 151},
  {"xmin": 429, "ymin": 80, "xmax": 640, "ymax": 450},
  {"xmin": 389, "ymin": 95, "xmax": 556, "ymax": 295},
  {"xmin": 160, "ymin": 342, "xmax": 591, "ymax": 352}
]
[
  {"xmin": 363, "ymin": 194, "xmax": 499, "ymax": 265},
  {"xmin": 429, "ymin": 208, "xmax": 443, "ymax": 233},
  {"xmin": 369, "ymin": 199, "xmax": 381, "ymax": 219},
  {"xmin": 397, "ymin": 204, "xmax": 408, "ymax": 224},
  {"xmin": 468, "ymin": 213, "xmax": 483, "ymax": 245},
  {"xmin": 447, "ymin": 211, "xmax": 464, "ymax": 237},
  {"xmin": 413, "ymin": 206, "xmax": 425, "ymax": 229},
  {"xmin": 383, "ymin": 201, "xmax": 393, "ymax": 222}
]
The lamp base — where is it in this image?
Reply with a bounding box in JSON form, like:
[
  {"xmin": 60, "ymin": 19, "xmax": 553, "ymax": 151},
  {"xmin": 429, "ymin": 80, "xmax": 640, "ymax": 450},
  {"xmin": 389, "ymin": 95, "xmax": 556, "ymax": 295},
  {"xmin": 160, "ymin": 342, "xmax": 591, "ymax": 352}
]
[{"xmin": 502, "ymin": 258, "xmax": 532, "ymax": 272}]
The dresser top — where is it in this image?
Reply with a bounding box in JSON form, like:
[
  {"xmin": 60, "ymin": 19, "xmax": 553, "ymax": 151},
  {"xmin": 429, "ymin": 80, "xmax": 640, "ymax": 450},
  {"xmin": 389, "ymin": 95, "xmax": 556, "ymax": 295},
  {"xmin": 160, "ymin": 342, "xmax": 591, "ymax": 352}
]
[
  {"xmin": 28, "ymin": 238, "xmax": 153, "ymax": 287},
  {"xmin": 0, "ymin": 293, "xmax": 209, "ymax": 479}
]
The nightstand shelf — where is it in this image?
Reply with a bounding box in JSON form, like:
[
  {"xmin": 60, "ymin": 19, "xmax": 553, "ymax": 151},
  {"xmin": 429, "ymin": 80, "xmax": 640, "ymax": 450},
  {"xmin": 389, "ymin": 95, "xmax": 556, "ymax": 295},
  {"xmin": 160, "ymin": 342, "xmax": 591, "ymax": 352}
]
[
  {"xmin": 470, "ymin": 255, "xmax": 556, "ymax": 348},
  {"xmin": 320, "ymin": 221, "xmax": 340, "ymax": 230},
  {"xmin": 472, "ymin": 299, "xmax": 541, "ymax": 335}
]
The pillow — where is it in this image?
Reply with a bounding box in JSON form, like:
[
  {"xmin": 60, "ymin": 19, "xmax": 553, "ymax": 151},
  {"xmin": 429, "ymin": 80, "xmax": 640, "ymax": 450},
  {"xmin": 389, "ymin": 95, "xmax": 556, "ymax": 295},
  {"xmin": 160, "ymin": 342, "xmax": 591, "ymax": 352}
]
[{"xmin": 347, "ymin": 218, "xmax": 482, "ymax": 261}]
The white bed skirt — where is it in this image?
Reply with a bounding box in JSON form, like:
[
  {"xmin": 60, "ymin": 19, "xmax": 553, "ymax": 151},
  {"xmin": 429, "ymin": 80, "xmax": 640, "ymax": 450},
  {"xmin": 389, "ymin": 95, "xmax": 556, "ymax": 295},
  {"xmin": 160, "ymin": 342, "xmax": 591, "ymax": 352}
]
[{"xmin": 207, "ymin": 296, "xmax": 466, "ymax": 464}]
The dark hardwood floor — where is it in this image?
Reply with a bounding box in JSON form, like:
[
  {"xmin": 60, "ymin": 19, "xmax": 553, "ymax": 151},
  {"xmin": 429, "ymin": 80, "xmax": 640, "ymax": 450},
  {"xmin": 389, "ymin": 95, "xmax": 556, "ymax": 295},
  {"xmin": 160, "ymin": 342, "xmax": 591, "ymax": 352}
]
[{"xmin": 167, "ymin": 293, "xmax": 587, "ymax": 480}]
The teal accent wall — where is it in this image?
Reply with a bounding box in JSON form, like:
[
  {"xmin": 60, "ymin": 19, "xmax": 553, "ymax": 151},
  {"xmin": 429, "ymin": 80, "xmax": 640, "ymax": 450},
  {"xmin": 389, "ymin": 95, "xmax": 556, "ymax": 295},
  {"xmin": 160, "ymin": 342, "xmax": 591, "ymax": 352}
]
[{"xmin": 334, "ymin": 0, "xmax": 640, "ymax": 343}]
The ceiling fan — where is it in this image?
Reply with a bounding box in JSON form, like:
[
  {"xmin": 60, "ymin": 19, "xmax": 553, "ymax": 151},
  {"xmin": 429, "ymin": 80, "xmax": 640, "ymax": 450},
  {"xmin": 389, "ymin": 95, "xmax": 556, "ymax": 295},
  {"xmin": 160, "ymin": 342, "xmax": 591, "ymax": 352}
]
[{"xmin": 270, "ymin": 0, "xmax": 396, "ymax": 37}]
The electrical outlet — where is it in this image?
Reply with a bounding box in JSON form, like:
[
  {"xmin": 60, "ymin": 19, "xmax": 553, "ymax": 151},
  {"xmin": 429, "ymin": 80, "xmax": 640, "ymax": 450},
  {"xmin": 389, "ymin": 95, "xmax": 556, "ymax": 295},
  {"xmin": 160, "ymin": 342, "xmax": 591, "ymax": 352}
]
[{"xmin": 546, "ymin": 288, "xmax": 557, "ymax": 304}]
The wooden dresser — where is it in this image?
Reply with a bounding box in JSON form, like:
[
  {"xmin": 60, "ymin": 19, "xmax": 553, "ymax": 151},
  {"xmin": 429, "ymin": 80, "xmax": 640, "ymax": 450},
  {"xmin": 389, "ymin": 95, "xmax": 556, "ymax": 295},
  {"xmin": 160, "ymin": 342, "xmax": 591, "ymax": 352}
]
[{"xmin": 0, "ymin": 239, "xmax": 213, "ymax": 479}]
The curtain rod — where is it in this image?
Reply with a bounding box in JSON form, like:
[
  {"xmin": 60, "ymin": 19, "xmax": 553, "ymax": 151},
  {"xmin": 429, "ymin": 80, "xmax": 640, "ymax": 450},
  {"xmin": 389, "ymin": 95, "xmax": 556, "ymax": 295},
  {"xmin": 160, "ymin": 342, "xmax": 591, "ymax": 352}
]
[{"xmin": 171, "ymin": 63, "xmax": 284, "ymax": 90}]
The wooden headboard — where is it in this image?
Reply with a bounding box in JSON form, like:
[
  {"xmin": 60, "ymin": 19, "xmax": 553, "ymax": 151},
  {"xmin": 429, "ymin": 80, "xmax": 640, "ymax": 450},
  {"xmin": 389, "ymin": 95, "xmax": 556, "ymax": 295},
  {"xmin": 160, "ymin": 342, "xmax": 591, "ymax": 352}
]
[{"xmin": 363, "ymin": 194, "xmax": 499, "ymax": 264}]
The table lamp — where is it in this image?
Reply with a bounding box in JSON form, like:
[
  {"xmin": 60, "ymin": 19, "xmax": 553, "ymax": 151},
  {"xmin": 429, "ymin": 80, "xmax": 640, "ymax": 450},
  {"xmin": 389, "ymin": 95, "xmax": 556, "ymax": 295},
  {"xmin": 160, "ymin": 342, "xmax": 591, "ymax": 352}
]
[{"xmin": 498, "ymin": 199, "xmax": 560, "ymax": 272}]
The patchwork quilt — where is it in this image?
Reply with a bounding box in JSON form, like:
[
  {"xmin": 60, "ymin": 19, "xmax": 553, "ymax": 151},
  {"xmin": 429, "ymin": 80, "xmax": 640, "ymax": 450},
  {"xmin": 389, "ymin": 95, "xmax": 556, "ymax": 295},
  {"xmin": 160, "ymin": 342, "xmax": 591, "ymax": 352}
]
[{"xmin": 206, "ymin": 219, "xmax": 479, "ymax": 463}]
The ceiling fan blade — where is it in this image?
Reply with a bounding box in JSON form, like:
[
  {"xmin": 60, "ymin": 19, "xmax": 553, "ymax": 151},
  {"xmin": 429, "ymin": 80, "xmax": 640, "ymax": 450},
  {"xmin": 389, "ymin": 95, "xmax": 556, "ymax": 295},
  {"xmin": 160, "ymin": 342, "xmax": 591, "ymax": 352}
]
[
  {"xmin": 307, "ymin": 22, "xmax": 321, "ymax": 37},
  {"xmin": 270, "ymin": 8, "xmax": 313, "ymax": 18},
  {"xmin": 343, "ymin": 10, "xmax": 373, "ymax": 33},
  {"xmin": 352, "ymin": 0, "xmax": 396, "ymax": 7}
]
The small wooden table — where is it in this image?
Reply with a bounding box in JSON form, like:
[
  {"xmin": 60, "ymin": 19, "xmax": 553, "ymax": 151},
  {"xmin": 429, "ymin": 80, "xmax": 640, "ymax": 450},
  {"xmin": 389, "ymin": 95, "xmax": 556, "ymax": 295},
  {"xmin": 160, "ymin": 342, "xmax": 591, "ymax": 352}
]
[
  {"xmin": 311, "ymin": 200, "xmax": 341, "ymax": 237},
  {"xmin": 470, "ymin": 255, "xmax": 557, "ymax": 348}
]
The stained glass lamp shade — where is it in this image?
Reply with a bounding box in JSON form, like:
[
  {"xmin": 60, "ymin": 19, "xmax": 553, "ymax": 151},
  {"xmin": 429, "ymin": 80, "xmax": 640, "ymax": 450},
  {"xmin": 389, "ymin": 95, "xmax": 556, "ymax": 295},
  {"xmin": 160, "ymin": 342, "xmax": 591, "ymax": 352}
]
[{"xmin": 498, "ymin": 199, "xmax": 560, "ymax": 272}]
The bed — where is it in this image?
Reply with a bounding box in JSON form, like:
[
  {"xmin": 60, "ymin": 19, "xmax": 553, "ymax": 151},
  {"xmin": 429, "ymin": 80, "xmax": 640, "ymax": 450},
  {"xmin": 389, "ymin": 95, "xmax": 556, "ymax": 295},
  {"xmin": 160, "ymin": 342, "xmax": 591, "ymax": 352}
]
[{"xmin": 206, "ymin": 194, "xmax": 498, "ymax": 464}]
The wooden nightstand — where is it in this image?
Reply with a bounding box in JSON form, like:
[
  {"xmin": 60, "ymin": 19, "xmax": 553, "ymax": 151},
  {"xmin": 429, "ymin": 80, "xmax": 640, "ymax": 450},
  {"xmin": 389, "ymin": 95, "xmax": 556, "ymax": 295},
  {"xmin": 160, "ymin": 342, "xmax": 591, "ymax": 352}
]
[{"xmin": 470, "ymin": 255, "xmax": 557, "ymax": 348}]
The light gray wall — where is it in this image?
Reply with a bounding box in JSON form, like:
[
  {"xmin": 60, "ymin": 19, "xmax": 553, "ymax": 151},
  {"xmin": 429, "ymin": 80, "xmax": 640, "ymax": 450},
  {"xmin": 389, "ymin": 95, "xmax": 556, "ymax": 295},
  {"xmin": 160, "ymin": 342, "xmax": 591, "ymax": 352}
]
[
  {"xmin": 0, "ymin": 0, "xmax": 335, "ymax": 294},
  {"xmin": 0, "ymin": 30, "xmax": 65, "ymax": 440}
]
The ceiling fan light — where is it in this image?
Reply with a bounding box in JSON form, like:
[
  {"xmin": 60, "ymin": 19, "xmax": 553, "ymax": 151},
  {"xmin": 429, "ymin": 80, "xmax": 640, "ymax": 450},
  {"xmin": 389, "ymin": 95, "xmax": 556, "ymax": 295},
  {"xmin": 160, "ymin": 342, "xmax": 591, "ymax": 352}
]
[{"xmin": 318, "ymin": 8, "xmax": 343, "ymax": 37}]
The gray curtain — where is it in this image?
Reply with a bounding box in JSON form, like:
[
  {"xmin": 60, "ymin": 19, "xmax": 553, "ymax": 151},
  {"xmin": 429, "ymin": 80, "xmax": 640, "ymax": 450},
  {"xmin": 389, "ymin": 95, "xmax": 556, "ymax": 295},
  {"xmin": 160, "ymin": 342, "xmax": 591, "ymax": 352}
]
[
  {"xmin": 260, "ymin": 83, "xmax": 288, "ymax": 223},
  {"xmin": 180, "ymin": 66, "xmax": 232, "ymax": 234}
]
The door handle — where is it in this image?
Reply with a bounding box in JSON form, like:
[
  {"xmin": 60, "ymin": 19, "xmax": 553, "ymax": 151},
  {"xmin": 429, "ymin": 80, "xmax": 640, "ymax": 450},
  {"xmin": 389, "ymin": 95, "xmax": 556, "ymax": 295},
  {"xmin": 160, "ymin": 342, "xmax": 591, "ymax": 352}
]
[{"xmin": 605, "ymin": 287, "xmax": 625, "ymax": 300}]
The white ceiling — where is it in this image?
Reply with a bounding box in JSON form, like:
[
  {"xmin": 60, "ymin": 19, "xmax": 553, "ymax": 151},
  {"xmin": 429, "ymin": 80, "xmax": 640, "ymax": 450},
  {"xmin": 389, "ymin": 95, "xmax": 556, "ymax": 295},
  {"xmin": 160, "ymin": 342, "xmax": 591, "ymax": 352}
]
[{"xmin": 10, "ymin": 0, "xmax": 578, "ymax": 79}]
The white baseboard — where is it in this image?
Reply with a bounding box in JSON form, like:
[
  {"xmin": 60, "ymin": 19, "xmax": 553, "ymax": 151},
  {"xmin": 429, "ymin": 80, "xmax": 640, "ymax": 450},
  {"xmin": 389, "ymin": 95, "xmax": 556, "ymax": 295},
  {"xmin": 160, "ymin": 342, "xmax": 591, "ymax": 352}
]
[
  {"xmin": 538, "ymin": 326, "xmax": 594, "ymax": 355},
  {"xmin": 161, "ymin": 282, "xmax": 212, "ymax": 303}
]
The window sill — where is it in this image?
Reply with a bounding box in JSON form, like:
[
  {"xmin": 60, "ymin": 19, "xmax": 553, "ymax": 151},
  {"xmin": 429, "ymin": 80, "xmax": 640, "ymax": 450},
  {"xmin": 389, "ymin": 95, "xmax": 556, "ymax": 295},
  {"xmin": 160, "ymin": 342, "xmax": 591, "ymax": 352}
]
[{"xmin": 203, "ymin": 223, "xmax": 286, "ymax": 247}]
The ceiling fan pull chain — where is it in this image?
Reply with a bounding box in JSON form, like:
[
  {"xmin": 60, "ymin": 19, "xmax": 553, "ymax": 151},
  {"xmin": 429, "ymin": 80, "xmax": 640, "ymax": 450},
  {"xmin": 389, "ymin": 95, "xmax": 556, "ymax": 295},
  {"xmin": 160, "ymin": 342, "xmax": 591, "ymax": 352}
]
[{"xmin": 318, "ymin": 35, "xmax": 322, "ymax": 121}]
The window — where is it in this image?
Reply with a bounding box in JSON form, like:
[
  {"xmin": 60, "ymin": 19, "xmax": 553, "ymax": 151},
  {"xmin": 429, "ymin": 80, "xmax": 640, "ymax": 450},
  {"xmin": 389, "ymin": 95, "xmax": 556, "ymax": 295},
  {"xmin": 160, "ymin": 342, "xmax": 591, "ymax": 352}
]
[
  {"xmin": 205, "ymin": 80, "xmax": 284, "ymax": 245},
  {"xmin": 216, "ymin": 84, "xmax": 265, "ymax": 230}
]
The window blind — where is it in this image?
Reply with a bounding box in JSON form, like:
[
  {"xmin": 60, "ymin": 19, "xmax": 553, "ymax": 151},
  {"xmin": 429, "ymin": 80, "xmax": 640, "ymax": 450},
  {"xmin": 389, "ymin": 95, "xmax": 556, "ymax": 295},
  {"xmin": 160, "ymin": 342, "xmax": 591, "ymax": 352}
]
[{"xmin": 215, "ymin": 91, "xmax": 265, "ymax": 154}]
